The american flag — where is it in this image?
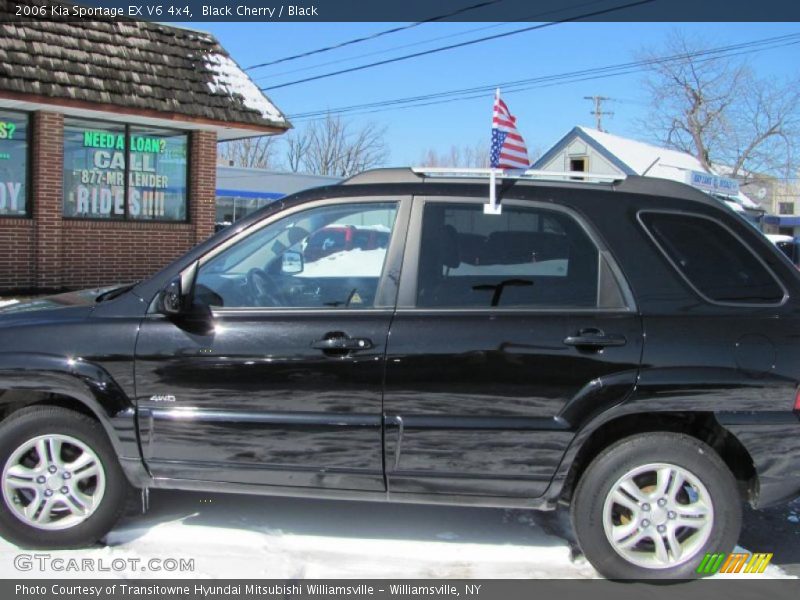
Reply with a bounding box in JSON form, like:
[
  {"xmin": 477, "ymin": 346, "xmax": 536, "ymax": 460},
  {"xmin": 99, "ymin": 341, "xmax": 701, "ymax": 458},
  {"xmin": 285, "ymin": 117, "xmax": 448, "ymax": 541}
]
[{"xmin": 490, "ymin": 90, "xmax": 530, "ymax": 170}]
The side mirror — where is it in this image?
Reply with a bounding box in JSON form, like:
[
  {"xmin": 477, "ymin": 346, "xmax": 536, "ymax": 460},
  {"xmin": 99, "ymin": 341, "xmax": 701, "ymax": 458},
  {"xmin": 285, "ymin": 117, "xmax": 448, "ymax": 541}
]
[
  {"xmin": 281, "ymin": 250, "xmax": 304, "ymax": 275},
  {"xmin": 158, "ymin": 261, "xmax": 198, "ymax": 317},
  {"xmin": 160, "ymin": 278, "xmax": 184, "ymax": 316}
]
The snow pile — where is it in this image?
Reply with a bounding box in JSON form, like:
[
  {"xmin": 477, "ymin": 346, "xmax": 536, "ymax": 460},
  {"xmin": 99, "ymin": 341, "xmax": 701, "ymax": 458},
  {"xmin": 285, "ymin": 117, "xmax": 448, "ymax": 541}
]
[
  {"xmin": 0, "ymin": 299, "xmax": 18, "ymax": 308},
  {"xmin": 205, "ymin": 53, "xmax": 286, "ymax": 124},
  {"xmin": 299, "ymin": 248, "xmax": 387, "ymax": 278}
]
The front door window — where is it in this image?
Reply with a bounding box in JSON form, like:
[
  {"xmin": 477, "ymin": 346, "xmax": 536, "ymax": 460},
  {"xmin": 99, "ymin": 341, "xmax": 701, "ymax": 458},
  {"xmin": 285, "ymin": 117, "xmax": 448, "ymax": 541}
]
[{"xmin": 195, "ymin": 202, "xmax": 398, "ymax": 309}]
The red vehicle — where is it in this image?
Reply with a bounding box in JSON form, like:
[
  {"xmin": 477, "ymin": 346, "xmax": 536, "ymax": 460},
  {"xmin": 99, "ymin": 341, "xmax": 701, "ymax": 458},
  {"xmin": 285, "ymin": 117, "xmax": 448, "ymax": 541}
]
[{"xmin": 304, "ymin": 225, "xmax": 390, "ymax": 262}]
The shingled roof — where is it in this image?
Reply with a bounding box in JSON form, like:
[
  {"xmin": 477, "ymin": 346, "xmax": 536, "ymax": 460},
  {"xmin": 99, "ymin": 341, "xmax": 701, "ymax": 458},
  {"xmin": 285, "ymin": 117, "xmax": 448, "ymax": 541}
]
[{"xmin": 0, "ymin": 0, "xmax": 289, "ymax": 132}]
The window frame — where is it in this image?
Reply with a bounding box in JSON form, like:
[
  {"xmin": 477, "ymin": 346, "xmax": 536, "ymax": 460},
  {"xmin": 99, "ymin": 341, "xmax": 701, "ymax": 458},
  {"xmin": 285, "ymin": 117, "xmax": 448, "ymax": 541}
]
[
  {"xmin": 569, "ymin": 156, "xmax": 588, "ymax": 173},
  {"xmin": 62, "ymin": 116, "xmax": 190, "ymax": 223},
  {"xmin": 396, "ymin": 196, "xmax": 636, "ymax": 313},
  {"xmin": 637, "ymin": 209, "xmax": 789, "ymax": 308},
  {"xmin": 0, "ymin": 109, "xmax": 31, "ymax": 219},
  {"xmin": 194, "ymin": 195, "xmax": 412, "ymax": 316}
]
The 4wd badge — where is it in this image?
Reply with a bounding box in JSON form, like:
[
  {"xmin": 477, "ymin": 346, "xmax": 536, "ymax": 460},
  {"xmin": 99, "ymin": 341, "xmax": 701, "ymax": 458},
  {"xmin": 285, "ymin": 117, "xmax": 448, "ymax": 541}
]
[{"xmin": 149, "ymin": 395, "xmax": 176, "ymax": 403}]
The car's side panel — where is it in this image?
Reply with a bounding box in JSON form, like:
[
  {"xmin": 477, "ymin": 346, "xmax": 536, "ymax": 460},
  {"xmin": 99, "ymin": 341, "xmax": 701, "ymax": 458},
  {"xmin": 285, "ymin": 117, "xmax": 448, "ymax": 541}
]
[
  {"xmin": 135, "ymin": 310, "xmax": 391, "ymax": 490},
  {"xmin": 382, "ymin": 195, "xmax": 644, "ymax": 497},
  {"xmin": 715, "ymin": 414, "xmax": 800, "ymax": 507},
  {"xmin": 541, "ymin": 192, "xmax": 800, "ymax": 507}
]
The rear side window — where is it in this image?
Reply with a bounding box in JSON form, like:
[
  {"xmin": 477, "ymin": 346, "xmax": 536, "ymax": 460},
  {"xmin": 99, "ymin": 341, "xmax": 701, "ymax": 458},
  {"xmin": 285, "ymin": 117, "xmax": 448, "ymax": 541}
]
[
  {"xmin": 640, "ymin": 212, "xmax": 785, "ymax": 305},
  {"xmin": 416, "ymin": 202, "xmax": 627, "ymax": 309}
]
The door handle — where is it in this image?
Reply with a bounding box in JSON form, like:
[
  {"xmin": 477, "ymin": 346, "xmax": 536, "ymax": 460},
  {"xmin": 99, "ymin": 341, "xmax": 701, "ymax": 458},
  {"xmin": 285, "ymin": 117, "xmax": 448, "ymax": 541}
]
[
  {"xmin": 564, "ymin": 328, "xmax": 626, "ymax": 349},
  {"xmin": 311, "ymin": 334, "xmax": 373, "ymax": 352}
]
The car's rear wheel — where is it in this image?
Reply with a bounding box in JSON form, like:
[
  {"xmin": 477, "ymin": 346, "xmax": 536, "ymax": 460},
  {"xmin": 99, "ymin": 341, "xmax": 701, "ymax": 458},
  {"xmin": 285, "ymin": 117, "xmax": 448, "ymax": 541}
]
[
  {"xmin": 571, "ymin": 432, "xmax": 741, "ymax": 579},
  {"xmin": 0, "ymin": 406, "xmax": 129, "ymax": 548}
]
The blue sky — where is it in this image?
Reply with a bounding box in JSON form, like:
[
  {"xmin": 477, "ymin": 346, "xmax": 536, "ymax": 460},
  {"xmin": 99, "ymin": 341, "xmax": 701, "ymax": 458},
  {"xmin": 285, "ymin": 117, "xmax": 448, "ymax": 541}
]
[{"xmin": 193, "ymin": 21, "xmax": 800, "ymax": 165}]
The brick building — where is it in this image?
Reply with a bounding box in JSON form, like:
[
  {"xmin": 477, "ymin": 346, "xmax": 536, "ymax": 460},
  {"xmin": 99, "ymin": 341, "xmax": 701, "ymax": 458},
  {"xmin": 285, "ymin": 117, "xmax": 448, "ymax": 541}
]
[{"xmin": 0, "ymin": 0, "xmax": 289, "ymax": 293}]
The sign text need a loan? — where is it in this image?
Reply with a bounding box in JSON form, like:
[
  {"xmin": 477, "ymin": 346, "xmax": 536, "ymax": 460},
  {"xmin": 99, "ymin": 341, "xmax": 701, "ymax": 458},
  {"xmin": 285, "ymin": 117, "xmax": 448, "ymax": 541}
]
[{"xmin": 67, "ymin": 130, "xmax": 177, "ymax": 219}]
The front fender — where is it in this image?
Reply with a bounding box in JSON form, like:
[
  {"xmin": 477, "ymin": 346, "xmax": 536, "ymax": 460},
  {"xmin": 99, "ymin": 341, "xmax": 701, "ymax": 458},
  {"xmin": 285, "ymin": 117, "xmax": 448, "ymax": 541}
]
[{"xmin": 0, "ymin": 352, "xmax": 149, "ymax": 487}]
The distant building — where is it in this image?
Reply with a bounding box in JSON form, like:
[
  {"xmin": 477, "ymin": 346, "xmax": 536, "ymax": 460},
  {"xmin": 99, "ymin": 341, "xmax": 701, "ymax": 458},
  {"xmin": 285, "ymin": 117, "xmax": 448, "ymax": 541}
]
[
  {"xmin": 752, "ymin": 177, "xmax": 800, "ymax": 237},
  {"xmin": 215, "ymin": 167, "xmax": 340, "ymax": 227},
  {"xmin": 0, "ymin": 0, "xmax": 289, "ymax": 293},
  {"xmin": 533, "ymin": 126, "xmax": 764, "ymax": 223}
]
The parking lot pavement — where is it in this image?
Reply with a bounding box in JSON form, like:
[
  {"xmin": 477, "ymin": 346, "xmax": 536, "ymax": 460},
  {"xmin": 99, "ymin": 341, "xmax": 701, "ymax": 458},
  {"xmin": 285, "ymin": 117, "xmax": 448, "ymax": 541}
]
[{"xmin": 0, "ymin": 490, "xmax": 795, "ymax": 579}]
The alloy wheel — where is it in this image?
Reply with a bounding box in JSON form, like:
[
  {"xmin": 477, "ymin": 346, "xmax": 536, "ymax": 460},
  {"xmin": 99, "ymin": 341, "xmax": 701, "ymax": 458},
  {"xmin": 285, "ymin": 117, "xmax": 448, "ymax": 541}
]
[
  {"xmin": 1, "ymin": 434, "xmax": 106, "ymax": 530},
  {"xmin": 602, "ymin": 462, "xmax": 714, "ymax": 569}
]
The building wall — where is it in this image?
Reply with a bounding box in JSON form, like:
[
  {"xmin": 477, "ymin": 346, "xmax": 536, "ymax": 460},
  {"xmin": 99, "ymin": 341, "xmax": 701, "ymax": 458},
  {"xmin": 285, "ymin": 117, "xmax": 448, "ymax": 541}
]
[
  {"xmin": 537, "ymin": 138, "xmax": 624, "ymax": 176},
  {"xmin": 0, "ymin": 111, "xmax": 217, "ymax": 293},
  {"xmin": 0, "ymin": 219, "xmax": 33, "ymax": 291}
]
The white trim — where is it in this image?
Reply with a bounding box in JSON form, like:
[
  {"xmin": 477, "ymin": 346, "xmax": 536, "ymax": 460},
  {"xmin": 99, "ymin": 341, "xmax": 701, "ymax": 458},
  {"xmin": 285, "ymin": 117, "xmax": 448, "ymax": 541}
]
[{"xmin": 412, "ymin": 167, "xmax": 624, "ymax": 184}]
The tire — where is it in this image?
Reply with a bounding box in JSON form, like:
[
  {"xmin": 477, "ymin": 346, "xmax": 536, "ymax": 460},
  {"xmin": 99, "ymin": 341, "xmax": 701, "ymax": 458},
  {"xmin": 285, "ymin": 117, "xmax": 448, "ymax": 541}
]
[
  {"xmin": 0, "ymin": 405, "xmax": 129, "ymax": 548},
  {"xmin": 571, "ymin": 432, "xmax": 741, "ymax": 580}
]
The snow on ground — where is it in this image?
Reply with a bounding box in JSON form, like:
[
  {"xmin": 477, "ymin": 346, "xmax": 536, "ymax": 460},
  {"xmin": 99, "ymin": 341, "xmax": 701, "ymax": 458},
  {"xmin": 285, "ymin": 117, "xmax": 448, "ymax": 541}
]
[
  {"xmin": 0, "ymin": 491, "xmax": 595, "ymax": 579},
  {"xmin": 0, "ymin": 299, "xmax": 18, "ymax": 308},
  {"xmin": 0, "ymin": 490, "xmax": 791, "ymax": 579}
]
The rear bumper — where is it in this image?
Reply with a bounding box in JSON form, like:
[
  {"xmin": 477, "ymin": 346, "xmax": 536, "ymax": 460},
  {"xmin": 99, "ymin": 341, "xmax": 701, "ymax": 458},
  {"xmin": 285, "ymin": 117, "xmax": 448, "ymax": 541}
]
[{"xmin": 716, "ymin": 411, "xmax": 800, "ymax": 508}]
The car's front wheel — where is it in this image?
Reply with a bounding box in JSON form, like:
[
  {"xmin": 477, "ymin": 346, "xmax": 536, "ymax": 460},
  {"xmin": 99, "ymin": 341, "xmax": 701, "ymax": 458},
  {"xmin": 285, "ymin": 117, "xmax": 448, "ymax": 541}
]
[
  {"xmin": 0, "ymin": 406, "xmax": 129, "ymax": 548},
  {"xmin": 571, "ymin": 432, "xmax": 741, "ymax": 580}
]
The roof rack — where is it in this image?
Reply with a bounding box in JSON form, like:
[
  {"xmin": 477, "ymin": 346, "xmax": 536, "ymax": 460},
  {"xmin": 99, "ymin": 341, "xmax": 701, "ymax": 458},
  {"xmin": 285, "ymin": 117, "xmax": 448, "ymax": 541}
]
[{"xmin": 411, "ymin": 167, "xmax": 626, "ymax": 184}]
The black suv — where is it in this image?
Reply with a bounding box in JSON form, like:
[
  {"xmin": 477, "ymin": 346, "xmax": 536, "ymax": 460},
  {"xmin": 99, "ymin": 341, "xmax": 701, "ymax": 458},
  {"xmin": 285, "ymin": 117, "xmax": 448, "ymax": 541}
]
[{"xmin": 1, "ymin": 168, "xmax": 799, "ymax": 579}]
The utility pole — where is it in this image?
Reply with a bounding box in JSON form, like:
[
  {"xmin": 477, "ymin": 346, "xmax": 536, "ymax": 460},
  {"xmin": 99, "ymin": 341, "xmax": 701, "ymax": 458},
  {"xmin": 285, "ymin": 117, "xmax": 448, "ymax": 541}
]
[{"xmin": 584, "ymin": 95, "xmax": 614, "ymax": 132}]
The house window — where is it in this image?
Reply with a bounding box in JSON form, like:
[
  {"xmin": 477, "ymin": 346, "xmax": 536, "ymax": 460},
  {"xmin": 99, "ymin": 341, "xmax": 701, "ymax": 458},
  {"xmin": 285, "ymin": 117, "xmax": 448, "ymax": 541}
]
[
  {"xmin": 0, "ymin": 110, "xmax": 29, "ymax": 217},
  {"xmin": 779, "ymin": 202, "xmax": 794, "ymax": 215},
  {"xmin": 63, "ymin": 118, "xmax": 188, "ymax": 221},
  {"xmin": 569, "ymin": 157, "xmax": 587, "ymax": 172}
]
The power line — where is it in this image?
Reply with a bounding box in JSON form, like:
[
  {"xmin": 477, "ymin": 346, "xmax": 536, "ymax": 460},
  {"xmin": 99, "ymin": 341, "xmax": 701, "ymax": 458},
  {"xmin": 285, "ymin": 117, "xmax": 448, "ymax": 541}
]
[
  {"xmin": 251, "ymin": 0, "xmax": 615, "ymax": 83},
  {"xmin": 261, "ymin": 0, "xmax": 657, "ymax": 91},
  {"xmin": 253, "ymin": 22, "xmax": 517, "ymax": 83},
  {"xmin": 245, "ymin": 0, "xmax": 506, "ymax": 71},
  {"xmin": 285, "ymin": 33, "xmax": 800, "ymax": 122}
]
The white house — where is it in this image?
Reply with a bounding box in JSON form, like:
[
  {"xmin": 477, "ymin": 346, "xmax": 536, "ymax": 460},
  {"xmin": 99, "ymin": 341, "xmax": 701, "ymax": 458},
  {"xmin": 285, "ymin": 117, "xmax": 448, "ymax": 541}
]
[{"xmin": 533, "ymin": 126, "xmax": 763, "ymax": 222}]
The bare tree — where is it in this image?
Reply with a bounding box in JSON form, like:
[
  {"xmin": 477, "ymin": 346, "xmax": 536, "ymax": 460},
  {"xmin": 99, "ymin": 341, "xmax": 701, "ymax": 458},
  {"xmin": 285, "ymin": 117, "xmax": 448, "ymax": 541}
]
[
  {"xmin": 284, "ymin": 130, "xmax": 311, "ymax": 173},
  {"xmin": 217, "ymin": 136, "xmax": 280, "ymax": 169},
  {"xmin": 418, "ymin": 140, "xmax": 541, "ymax": 169},
  {"xmin": 418, "ymin": 142, "xmax": 490, "ymax": 168},
  {"xmin": 638, "ymin": 30, "xmax": 800, "ymax": 180},
  {"xmin": 283, "ymin": 114, "xmax": 388, "ymax": 177}
]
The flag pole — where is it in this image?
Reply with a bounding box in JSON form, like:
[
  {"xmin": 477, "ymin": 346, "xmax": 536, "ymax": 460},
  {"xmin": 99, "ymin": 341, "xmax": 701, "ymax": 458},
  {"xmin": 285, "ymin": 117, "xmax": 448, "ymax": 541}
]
[
  {"xmin": 486, "ymin": 88, "xmax": 501, "ymax": 215},
  {"xmin": 488, "ymin": 168, "xmax": 497, "ymax": 213}
]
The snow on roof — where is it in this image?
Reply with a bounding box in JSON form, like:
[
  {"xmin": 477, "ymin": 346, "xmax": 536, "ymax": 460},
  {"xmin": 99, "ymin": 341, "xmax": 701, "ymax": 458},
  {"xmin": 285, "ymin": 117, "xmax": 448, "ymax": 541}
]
[
  {"xmin": 578, "ymin": 126, "xmax": 707, "ymax": 179},
  {"xmin": 725, "ymin": 191, "xmax": 761, "ymax": 210},
  {"xmin": 576, "ymin": 127, "xmax": 760, "ymax": 210},
  {"xmin": 205, "ymin": 53, "xmax": 287, "ymax": 125}
]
